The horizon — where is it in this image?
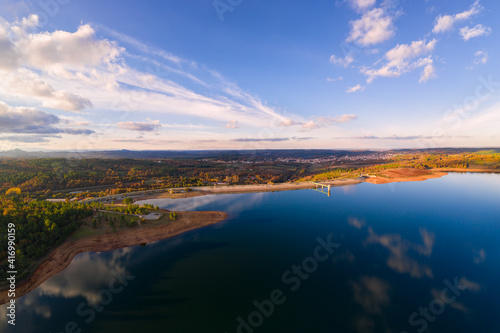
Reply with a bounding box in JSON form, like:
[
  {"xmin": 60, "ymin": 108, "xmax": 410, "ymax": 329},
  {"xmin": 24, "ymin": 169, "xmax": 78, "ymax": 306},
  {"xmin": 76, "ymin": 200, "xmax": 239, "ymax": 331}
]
[
  {"xmin": 3, "ymin": 147, "xmax": 500, "ymax": 153},
  {"xmin": 0, "ymin": 0, "xmax": 499, "ymax": 151}
]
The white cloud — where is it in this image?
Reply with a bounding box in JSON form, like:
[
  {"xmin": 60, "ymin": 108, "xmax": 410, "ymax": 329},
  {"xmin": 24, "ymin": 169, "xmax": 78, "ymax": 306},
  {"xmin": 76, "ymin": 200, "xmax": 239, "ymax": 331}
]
[
  {"xmin": 460, "ymin": 24, "xmax": 492, "ymax": 41},
  {"xmin": 19, "ymin": 24, "xmax": 122, "ymax": 70},
  {"xmin": 419, "ymin": 63, "xmax": 436, "ymax": 83},
  {"xmin": 0, "ymin": 16, "xmax": 122, "ymax": 111},
  {"xmin": 346, "ymin": 84, "xmax": 365, "ymax": 93},
  {"xmin": 474, "ymin": 50, "xmax": 488, "ymax": 64},
  {"xmin": 467, "ymin": 50, "xmax": 489, "ymax": 69},
  {"xmin": 97, "ymin": 24, "xmax": 183, "ymax": 65},
  {"xmin": 0, "ymin": 69, "xmax": 92, "ymax": 111},
  {"xmin": 433, "ymin": 0, "xmax": 482, "ymax": 34},
  {"xmin": 334, "ymin": 114, "xmax": 358, "ymax": 123},
  {"xmin": 362, "ymin": 39, "xmax": 437, "ymax": 83},
  {"xmin": 349, "ymin": 0, "xmax": 376, "ymax": 11},
  {"xmin": 302, "ymin": 114, "xmax": 357, "ymax": 129},
  {"xmin": 385, "ymin": 39, "xmax": 437, "ymax": 67},
  {"xmin": 0, "ymin": 15, "xmax": 367, "ymax": 149},
  {"xmin": 330, "ymin": 54, "xmax": 354, "ymax": 67},
  {"xmin": 0, "ymin": 100, "xmax": 93, "ymax": 136},
  {"xmin": 327, "ymin": 76, "xmax": 343, "ymax": 82},
  {"xmin": 225, "ymin": 120, "xmax": 239, "ymax": 129},
  {"xmin": 117, "ymin": 120, "xmax": 161, "ymax": 132},
  {"xmin": 0, "ymin": 15, "xmax": 307, "ymax": 132},
  {"xmin": 347, "ymin": 8, "xmax": 395, "ymax": 46}
]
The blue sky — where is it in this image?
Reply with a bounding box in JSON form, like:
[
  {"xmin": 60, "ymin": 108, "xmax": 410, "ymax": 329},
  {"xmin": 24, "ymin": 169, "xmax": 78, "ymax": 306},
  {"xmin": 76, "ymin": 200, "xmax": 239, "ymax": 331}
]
[{"xmin": 0, "ymin": 0, "xmax": 499, "ymax": 151}]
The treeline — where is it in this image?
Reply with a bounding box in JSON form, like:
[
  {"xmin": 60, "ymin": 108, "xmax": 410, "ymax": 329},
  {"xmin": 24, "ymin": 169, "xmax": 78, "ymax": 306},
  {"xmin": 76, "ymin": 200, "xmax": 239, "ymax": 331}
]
[
  {"xmin": 102, "ymin": 203, "xmax": 159, "ymax": 215},
  {"xmin": 0, "ymin": 158, "xmax": 304, "ymax": 198},
  {"xmin": 307, "ymin": 153, "xmax": 500, "ymax": 181},
  {"xmin": 0, "ymin": 197, "xmax": 93, "ymax": 281}
]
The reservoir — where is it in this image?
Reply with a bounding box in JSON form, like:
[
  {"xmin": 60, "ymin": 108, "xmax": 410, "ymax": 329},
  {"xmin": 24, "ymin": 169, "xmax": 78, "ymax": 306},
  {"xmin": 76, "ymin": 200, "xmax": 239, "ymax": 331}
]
[{"xmin": 2, "ymin": 173, "xmax": 500, "ymax": 332}]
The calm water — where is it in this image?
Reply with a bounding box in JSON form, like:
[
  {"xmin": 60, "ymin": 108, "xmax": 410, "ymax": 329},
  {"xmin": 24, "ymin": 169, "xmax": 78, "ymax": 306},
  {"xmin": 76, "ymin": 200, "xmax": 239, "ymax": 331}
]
[{"xmin": 2, "ymin": 173, "xmax": 500, "ymax": 333}]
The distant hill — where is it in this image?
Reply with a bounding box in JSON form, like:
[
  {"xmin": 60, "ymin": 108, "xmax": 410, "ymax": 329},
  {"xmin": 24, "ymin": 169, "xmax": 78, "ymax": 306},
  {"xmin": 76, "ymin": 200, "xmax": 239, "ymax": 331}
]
[{"xmin": 0, "ymin": 148, "xmax": 498, "ymax": 160}]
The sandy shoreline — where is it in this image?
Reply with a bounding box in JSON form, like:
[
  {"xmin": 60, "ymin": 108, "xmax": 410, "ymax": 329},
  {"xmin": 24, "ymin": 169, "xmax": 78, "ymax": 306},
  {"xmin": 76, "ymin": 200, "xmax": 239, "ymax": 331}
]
[
  {"xmin": 0, "ymin": 210, "xmax": 227, "ymax": 305},
  {"xmin": 364, "ymin": 168, "xmax": 448, "ymax": 184},
  {"xmin": 137, "ymin": 178, "xmax": 364, "ymax": 201}
]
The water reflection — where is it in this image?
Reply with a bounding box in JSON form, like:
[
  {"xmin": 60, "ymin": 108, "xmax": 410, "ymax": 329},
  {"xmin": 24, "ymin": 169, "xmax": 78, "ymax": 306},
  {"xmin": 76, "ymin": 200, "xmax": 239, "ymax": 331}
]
[
  {"xmin": 366, "ymin": 227, "xmax": 435, "ymax": 279},
  {"xmin": 473, "ymin": 248, "xmax": 486, "ymax": 264},
  {"xmin": 137, "ymin": 192, "xmax": 269, "ymax": 214},
  {"xmin": 350, "ymin": 276, "xmax": 391, "ymax": 314},
  {"xmin": 1, "ymin": 174, "xmax": 499, "ymax": 332},
  {"xmin": 36, "ymin": 248, "xmax": 135, "ymax": 303},
  {"xmin": 0, "ymin": 247, "xmax": 135, "ymax": 332}
]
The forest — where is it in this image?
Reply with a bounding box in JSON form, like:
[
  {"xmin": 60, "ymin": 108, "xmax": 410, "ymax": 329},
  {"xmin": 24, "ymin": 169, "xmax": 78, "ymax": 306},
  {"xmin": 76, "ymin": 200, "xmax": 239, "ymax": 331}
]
[{"xmin": 0, "ymin": 196, "xmax": 93, "ymax": 284}]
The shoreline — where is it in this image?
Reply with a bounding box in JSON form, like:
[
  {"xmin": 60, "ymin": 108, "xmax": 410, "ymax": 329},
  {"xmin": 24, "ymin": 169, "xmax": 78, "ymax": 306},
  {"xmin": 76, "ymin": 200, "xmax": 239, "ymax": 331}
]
[
  {"xmin": 137, "ymin": 168, "xmax": 500, "ymax": 201},
  {"xmin": 2, "ymin": 168, "xmax": 497, "ymax": 304},
  {"xmin": 0, "ymin": 210, "xmax": 228, "ymax": 305},
  {"xmin": 136, "ymin": 178, "xmax": 364, "ymax": 201}
]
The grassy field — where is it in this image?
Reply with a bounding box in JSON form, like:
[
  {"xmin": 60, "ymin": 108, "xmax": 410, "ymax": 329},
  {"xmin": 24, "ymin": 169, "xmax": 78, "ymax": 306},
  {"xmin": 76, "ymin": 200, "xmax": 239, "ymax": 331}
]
[{"xmin": 69, "ymin": 210, "xmax": 171, "ymax": 241}]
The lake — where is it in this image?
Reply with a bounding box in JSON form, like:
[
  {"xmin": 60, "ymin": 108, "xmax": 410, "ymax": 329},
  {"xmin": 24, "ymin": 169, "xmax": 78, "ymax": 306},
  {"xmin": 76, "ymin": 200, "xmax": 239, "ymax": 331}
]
[{"xmin": 2, "ymin": 173, "xmax": 500, "ymax": 333}]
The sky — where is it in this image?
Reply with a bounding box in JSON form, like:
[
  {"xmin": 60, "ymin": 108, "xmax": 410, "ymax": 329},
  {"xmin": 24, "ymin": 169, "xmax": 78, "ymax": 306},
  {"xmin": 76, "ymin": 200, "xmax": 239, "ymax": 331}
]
[{"xmin": 0, "ymin": 0, "xmax": 499, "ymax": 151}]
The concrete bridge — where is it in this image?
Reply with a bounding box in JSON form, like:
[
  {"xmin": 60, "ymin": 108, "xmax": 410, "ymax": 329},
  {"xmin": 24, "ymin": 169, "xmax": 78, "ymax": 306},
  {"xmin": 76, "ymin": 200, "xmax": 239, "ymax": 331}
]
[{"xmin": 311, "ymin": 182, "xmax": 331, "ymax": 196}]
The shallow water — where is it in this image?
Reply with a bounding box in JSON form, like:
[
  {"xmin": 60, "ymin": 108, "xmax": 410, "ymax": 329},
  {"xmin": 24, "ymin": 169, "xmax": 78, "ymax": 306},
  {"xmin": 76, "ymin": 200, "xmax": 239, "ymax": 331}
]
[{"xmin": 2, "ymin": 173, "xmax": 500, "ymax": 333}]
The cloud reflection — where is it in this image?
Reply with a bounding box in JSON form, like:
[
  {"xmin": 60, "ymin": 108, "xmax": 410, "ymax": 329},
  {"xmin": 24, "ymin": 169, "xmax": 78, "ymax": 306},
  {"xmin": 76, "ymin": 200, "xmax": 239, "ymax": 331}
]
[
  {"xmin": 0, "ymin": 247, "xmax": 135, "ymax": 332},
  {"xmin": 366, "ymin": 228, "xmax": 435, "ymax": 279},
  {"xmin": 350, "ymin": 276, "xmax": 391, "ymax": 314},
  {"xmin": 35, "ymin": 247, "xmax": 135, "ymax": 304},
  {"xmin": 139, "ymin": 192, "xmax": 268, "ymax": 215}
]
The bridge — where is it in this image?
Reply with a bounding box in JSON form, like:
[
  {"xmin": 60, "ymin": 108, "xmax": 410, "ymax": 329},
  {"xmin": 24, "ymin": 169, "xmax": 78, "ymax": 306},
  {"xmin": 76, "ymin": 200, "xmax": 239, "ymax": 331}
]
[{"xmin": 311, "ymin": 182, "xmax": 331, "ymax": 196}]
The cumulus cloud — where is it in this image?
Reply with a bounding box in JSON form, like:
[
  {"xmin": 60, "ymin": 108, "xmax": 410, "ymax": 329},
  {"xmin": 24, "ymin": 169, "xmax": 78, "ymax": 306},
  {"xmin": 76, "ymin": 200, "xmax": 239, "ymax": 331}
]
[
  {"xmin": 346, "ymin": 84, "xmax": 365, "ymax": 93},
  {"xmin": 0, "ymin": 69, "xmax": 92, "ymax": 111},
  {"xmin": 327, "ymin": 76, "xmax": 343, "ymax": 82},
  {"xmin": 362, "ymin": 39, "xmax": 437, "ymax": 83},
  {"xmin": 347, "ymin": 8, "xmax": 395, "ymax": 46},
  {"xmin": 330, "ymin": 54, "xmax": 354, "ymax": 67},
  {"xmin": 117, "ymin": 120, "xmax": 161, "ymax": 132},
  {"xmin": 0, "ymin": 101, "xmax": 94, "ymax": 136},
  {"xmin": 460, "ymin": 24, "xmax": 492, "ymax": 41},
  {"xmin": 0, "ymin": 16, "xmax": 120, "ymax": 111},
  {"xmin": 433, "ymin": 0, "xmax": 482, "ymax": 34},
  {"xmin": 419, "ymin": 62, "xmax": 436, "ymax": 83},
  {"xmin": 17, "ymin": 23, "xmax": 122, "ymax": 70}
]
